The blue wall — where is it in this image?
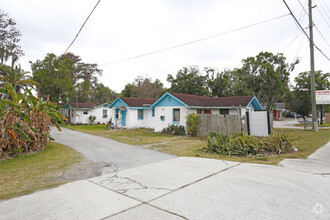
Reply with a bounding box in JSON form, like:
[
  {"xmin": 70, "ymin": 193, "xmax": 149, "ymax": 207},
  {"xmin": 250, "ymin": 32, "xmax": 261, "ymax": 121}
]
[
  {"xmin": 109, "ymin": 98, "xmax": 128, "ymax": 108},
  {"xmin": 153, "ymin": 94, "xmax": 186, "ymax": 107}
]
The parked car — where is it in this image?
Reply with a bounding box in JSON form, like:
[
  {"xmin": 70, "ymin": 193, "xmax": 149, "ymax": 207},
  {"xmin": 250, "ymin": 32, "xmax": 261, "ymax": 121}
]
[{"xmin": 286, "ymin": 112, "xmax": 301, "ymax": 118}]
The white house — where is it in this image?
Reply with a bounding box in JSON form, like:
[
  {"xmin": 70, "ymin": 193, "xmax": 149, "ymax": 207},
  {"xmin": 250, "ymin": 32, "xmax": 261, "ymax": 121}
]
[
  {"xmin": 61, "ymin": 102, "xmax": 110, "ymax": 124},
  {"xmin": 149, "ymin": 92, "xmax": 263, "ymax": 132},
  {"xmin": 108, "ymin": 97, "xmax": 156, "ymax": 129},
  {"xmin": 108, "ymin": 92, "xmax": 263, "ymax": 132}
]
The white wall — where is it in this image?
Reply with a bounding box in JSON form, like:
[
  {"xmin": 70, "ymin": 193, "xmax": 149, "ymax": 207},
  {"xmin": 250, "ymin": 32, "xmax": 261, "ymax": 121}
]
[
  {"xmin": 67, "ymin": 107, "xmax": 110, "ymax": 124},
  {"xmin": 110, "ymin": 108, "xmax": 153, "ymax": 129},
  {"xmin": 153, "ymin": 106, "xmax": 189, "ymax": 132}
]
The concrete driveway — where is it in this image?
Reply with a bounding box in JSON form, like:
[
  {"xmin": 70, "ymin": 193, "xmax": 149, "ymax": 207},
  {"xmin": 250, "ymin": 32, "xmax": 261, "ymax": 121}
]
[
  {"xmin": 50, "ymin": 127, "xmax": 176, "ymax": 175},
  {"xmin": 0, "ymin": 130, "xmax": 329, "ymax": 219}
]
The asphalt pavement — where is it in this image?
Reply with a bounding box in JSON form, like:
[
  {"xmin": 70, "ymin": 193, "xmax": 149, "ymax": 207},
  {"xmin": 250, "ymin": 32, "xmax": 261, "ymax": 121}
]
[
  {"xmin": 50, "ymin": 127, "xmax": 176, "ymax": 175},
  {"xmin": 0, "ymin": 129, "xmax": 329, "ymax": 219}
]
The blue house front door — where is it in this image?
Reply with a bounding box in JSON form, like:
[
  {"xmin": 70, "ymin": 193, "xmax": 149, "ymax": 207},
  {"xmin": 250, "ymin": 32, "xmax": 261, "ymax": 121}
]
[{"xmin": 121, "ymin": 111, "xmax": 126, "ymax": 126}]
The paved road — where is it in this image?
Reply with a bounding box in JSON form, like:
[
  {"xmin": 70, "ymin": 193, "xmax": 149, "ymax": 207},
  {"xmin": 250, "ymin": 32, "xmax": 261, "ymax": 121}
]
[
  {"xmin": 1, "ymin": 129, "xmax": 329, "ymax": 219},
  {"xmin": 50, "ymin": 128, "xmax": 175, "ymax": 174},
  {"xmin": 273, "ymin": 118, "xmax": 303, "ymax": 129}
]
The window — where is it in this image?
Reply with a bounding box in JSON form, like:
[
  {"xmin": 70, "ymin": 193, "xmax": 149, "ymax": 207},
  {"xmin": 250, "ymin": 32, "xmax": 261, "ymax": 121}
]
[
  {"xmin": 204, "ymin": 109, "xmax": 211, "ymax": 114},
  {"xmin": 160, "ymin": 116, "xmax": 165, "ymax": 121},
  {"xmin": 103, "ymin": 109, "xmax": 107, "ymax": 118},
  {"xmin": 138, "ymin": 109, "xmax": 144, "ymax": 120},
  {"xmin": 152, "ymin": 109, "xmax": 155, "ymax": 117},
  {"xmin": 173, "ymin": 108, "xmax": 180, "ymax": 123},
  {"xmin": 115, "ymin": 110, "xmax": 119, "ymax": 119},
  {"xmin": 83, "ymin": 110, "xmax": 88, "ymax": 115},
  {"xmin": 197, "ymin": 109, "xmax": 202, "ymax": 114},
  {"xmin": 220, "ymin": 109, "xmax": 229, "ymax": 115}
]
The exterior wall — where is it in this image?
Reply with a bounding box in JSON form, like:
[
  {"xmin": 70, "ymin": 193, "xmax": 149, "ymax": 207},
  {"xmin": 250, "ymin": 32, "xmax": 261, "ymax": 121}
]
[
  {"xmin": 71, "ymin": 109, "xmax": 90, "ymax": 124},
  {"xmin": 111, "ymin": 108, "xmax": 153, "ymax": 129},
  {"xmin": 153, "ymin": 106, "xmax": 189, "ymax": 132},
  {"xmin": 91, "ymin": 107, "xmax": 110, "ymax": 124},
  {"xmin": 66, "ymin": 107, "xmax": 110, "ymax": 124}
]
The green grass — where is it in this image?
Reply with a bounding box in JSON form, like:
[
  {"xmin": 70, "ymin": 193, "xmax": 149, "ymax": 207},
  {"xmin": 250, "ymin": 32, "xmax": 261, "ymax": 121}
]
[
  {"xmin": 63, "ymin": 125, "xmax": 330, "ymax": 166},
  {"xmin": 0, "ymin": 142, "xmax": 83, "ymax": 201},
  {"xmin": 155, "ymin": 129, "xmax": 330, "ymax": 165},
  {"xmin": 62, "ymin": 124, "xmax": 173, "ymax": 145},
  {"xmin": 294, "ymin": 122, "xmax": 330, "ymax": 128}
]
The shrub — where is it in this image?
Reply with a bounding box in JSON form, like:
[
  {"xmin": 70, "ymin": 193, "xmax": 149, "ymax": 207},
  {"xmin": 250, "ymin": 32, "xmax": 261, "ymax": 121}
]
[
  {"xmin": 186, "ymin": 113, "xmax": 200, "ymax": 136},
  {"xmin": 89, "ymin": 115, "xmax": 96, "ymax": 124},
  {"xmin": 263, "ymin": 132, "xmax": 296, "ymax": 154},
  {"xmin": 206, "ymin": 132, "xmax": 295, "ymax": 156},
  {"xmin": 161, "ymin": 124, "xmax": 186, "ymax": 135},
  {"xmin": 0, "ymin": 84, "xmax": 66, "ymax": 159}
]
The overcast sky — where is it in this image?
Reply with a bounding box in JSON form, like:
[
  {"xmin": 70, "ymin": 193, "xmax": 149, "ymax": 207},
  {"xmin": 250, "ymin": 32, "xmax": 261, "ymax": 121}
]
[{"xmin": 2, "ymin": 0, "xmax": 329, "ymax": 93}]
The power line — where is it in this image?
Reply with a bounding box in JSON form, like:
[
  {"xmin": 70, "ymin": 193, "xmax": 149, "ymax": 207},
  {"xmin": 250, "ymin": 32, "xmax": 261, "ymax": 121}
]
[
  {"xmin": 319, "ymin": 0, "xmax": 330, "ymax": 12},
  {"xmin": 282, "ymin": 0, "xmax": 330, "ymax": 61},
  {"xmin": 100, "ymin": 13, "xmax": 290, "ymax": 66},
  {"xmin": 283, "ymin": 32, "xmax": 303, "ymax": 52},
  {"xmin": 293, "ymin": 34, "xmax": 305, "ymax": 63},
  {"xmin": 64, "ymin": 0, "xmax": 101, "ymax": 54},
  {"xmin": 317, "ymin": 0, "xmax": 330, "ymax": 19},
  {"xmin": 297, "ymin": 0, "xmax": 330, "ymax": 47},
  {"xmin": 315, "ymin": 4, "xmax": 330, "ymax": 28}
]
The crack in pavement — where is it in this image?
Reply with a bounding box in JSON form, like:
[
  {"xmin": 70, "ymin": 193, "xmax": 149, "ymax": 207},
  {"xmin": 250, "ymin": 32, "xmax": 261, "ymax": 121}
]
[
  {"xmin": 147, "ymin": 162, "xmax": 242, "ymax": 203},
  {"xmin": 95, "ymin": 173, "xmax": 171, "ymax": 194},
  {"xmin": 89, "ymin": 161, "xmax": 241, "ymax": 220}
]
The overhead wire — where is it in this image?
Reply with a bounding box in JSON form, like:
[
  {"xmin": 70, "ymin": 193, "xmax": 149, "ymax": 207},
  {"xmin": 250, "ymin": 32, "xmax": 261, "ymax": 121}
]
[
  {"xmin": 292, "ymin": 34, "xmax": 305, "ymax": 63},
  {"xmin": 297, "ymin": 0, "xmax": 330, "ymax": 47},
  {"xmin": 282, "ymin": 0, "xmax": 330, "ymax": 61},
  {"xmin": 283, "ymin": 32, "xmax": 303, "ymax": 52},
  {"xmin": 100, "ymin": 13, "xmax": 290, "ymax": 66},
  {"xmin": 64, "ymin": 0, "xmax": 101, "ymax": 54},
  {"xmin": 319, "ymin": 0, "xmax": 330, "ymax": 12},
  {"xmin": 315, "ymin": 5, "xmax": 330, "ymax": 28},
  {"xmin": 316, "ymin": 0, "xmax": 330, "ymax": 19}
]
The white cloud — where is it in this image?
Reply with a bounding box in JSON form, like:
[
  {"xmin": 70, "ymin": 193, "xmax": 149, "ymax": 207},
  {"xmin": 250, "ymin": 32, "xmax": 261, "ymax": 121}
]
[{"xmin": 2, "ymin": 0, "xmax": 329, "ymax": 92}]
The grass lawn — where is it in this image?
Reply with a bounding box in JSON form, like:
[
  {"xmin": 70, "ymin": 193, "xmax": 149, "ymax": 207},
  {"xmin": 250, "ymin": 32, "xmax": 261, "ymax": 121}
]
[
  {"xmin": 154, "ymin": 129, "xmax": 330, "ymax": 165},
  {"xmin": 0, "ymin": 142, "xmax": 83, "ymax": 201},
  {"xmin": 63, "ymin": 124, "xmax": 330, "ymax": 166},
  {"xmin": 62, "ymin": 124, "xmax": 173, "ymax": 145},
  {"xmin": 294, "ymin": 122, "xmax": 330, "ymax": 128}
]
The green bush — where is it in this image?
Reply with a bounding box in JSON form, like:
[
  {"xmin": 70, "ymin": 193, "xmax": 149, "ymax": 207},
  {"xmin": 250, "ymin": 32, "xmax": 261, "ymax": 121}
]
[
  {"xmin": 186, "ymin": 113, "xmax": 201, "ymax": 136},
  {"xmin": 263, "ymin": 132, "xmax": 295, "ymax": 154},
  {"xmin": 161, "ymin": 124, "xmax": 186, "ymax": 135},
  {"xmin": 206, "ymin": 132, "xmax": 295, "ymax": 156},
  {"xmin": 89, "ymin": 115, "xmax": 96, "ymax": 124}
]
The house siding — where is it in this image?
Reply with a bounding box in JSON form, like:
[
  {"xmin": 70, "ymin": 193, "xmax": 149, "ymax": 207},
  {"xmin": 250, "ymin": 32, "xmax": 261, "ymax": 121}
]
[{"xmin": 153, "ymin": 106, "xmax": 189, "ymax": 132}]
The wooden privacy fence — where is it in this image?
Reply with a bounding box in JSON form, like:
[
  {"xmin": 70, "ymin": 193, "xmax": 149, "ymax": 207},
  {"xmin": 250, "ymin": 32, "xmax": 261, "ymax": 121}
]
[{"xmin": 197, "ymin": 114, "xmax": 242, "ymax": 137}]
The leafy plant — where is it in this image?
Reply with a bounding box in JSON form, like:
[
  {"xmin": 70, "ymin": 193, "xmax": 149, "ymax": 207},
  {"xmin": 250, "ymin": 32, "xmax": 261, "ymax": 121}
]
[
  {"xmin": 0, "ymin": 83, "xmax": 66, "ymax": 159},
  {"xmin": 89, "ymin": 115, "xmax": 96, "ymax": 125},
  {"xmin": 161, "ymin": 124, "xmax": 186, "ymax": 135},
  {"xmin": 206, "ymin": 132, "xmax": 295, "ymax": 156},
  {"xmin": 186, "ymin": 113, "xmax": 200, "ymax": 136}
]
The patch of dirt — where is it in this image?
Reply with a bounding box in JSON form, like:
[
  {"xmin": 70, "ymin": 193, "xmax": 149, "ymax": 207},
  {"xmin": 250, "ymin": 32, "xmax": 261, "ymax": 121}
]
[{"xmin": 59, "ymin": 159, "xmax": 117, "ymax": 181}]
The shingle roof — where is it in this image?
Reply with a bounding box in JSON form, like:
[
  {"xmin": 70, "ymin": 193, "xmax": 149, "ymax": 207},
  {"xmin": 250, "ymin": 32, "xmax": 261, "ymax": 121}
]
[
  {"xmin": 169, "ymin": 92, "xmax": 254, "ymax": 107},
  {"xmin": 68, "ymin": 101, "xmax": 98, "ymax": 108},
  {"xmin": 120, "ymin": 97, "xmax": 157, "ymax": 107}
]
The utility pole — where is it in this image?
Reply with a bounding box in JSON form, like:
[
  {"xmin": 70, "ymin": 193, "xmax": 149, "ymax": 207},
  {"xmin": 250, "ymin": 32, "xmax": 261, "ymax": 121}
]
[{"xmin": 308, "ymin": 0, "xmax": 318, "ymax": 131}]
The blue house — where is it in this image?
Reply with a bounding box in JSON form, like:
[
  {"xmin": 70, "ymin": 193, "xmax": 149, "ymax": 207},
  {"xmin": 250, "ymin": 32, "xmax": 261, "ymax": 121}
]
[
  {"xmin": 108, "ymin": 92, "xmax": 263, "ymax": 131},
  {"xmin": 108, "ymin": 97, "xmax": 156, "ymax": 128},
  {"xmin": 149, "ymin": 92, "xmax": 263, "ymax": 132}
]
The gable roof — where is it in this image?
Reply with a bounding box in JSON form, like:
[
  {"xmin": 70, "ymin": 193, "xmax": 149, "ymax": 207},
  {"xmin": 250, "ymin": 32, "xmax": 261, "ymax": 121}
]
[
  {"xmin": 151, "ymin": 92, "xmax": 262, "ymax": 110},
  {"xmin": 110, "ymin": 97, "xmax": 157, "ymax": 108},
  {"xmin": 169, "ymin": 92, "xmax": 254, "ymax": 107},
  {"xmin": 66, "ymin": 102, "xmax": 98, "ymax": 109}
]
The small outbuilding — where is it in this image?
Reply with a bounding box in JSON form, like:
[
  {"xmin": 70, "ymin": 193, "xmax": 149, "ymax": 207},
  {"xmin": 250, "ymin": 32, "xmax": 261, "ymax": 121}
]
[{"xmin": 61, "ymin": 102, "xmax": 110, "ymax": 124}]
